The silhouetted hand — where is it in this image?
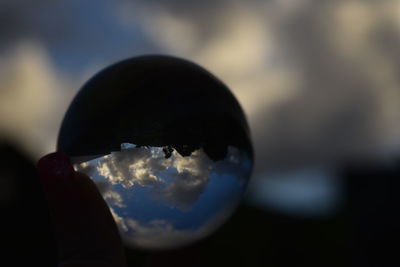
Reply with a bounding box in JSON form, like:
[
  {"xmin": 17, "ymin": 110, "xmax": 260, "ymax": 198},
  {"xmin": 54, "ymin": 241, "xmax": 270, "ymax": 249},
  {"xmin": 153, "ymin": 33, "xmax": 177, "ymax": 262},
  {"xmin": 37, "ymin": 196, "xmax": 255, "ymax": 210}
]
[{"xmin": 37, "ymin": 152, "xmax": 126, "ymax": 267}]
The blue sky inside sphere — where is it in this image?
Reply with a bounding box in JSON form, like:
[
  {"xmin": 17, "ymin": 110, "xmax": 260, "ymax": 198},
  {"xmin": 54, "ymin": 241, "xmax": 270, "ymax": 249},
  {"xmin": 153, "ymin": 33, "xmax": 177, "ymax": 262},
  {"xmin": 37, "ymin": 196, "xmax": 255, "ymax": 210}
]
[{"xmin": 74, "ymin": 143, "xmax": 252, "ymax": 249}]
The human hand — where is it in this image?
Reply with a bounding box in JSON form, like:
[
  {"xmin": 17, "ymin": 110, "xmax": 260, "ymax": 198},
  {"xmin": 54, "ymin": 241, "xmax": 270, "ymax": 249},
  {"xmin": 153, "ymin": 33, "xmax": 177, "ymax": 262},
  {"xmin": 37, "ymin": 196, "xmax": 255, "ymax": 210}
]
[{"xmin": 37, "ymin": 152, "xmax": 126, "ymax": 267}]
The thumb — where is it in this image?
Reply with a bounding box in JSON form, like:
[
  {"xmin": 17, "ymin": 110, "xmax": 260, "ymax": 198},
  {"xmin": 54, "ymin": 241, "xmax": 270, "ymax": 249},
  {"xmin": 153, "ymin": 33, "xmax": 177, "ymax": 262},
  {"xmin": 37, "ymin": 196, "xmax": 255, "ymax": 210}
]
[{"xmin": 37, "ymin": 152, "xmax": 126, "ymax": 267}]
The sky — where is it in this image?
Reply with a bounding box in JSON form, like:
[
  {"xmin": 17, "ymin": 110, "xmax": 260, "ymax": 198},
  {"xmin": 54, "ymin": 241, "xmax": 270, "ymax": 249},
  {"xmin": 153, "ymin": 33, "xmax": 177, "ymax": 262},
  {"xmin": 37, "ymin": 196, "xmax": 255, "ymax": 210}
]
[
  {"xmin": 1, "ymin": 0, "xmax": 400, "ymax": 217},
  {"xmin": 75, "ymin": 144, "xmax": 251, "ymax": 249}
]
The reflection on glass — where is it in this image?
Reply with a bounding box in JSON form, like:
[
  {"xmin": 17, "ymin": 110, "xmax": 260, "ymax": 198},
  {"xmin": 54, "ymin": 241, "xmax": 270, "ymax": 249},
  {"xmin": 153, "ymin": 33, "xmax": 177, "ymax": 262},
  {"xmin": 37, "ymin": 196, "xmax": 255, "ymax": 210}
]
[{"xmin": 73, "ymin": 143, "xmax": 251, "ymax": 249}]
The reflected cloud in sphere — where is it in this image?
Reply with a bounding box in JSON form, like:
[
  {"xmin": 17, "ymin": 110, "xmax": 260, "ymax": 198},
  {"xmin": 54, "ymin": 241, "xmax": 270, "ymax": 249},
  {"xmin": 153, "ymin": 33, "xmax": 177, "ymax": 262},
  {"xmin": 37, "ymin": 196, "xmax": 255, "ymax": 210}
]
[{"xmin": 75, "ymin": 143, "xmax": 251, "ymax": 249}]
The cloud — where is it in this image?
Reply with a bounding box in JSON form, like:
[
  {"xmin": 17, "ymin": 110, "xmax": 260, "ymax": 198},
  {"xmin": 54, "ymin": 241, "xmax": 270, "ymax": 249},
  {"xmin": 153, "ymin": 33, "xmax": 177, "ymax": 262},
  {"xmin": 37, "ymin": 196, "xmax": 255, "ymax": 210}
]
[
  {"xmin": 2, "ymin": 0, "xmax": 400, "ymax": 178},
  {"xmin": 117, "ymin": 0, "xmax": 299, "ymax": 117},
  {"xmin": 75, "ymin": 144, "xmax": 250, "ymax": 211},
  {"xmin": 0, "ymin": 41, "xmax": 76, "ymax": 158},
  {"xmin": 75, "ymin": 144, "xmax": 251, "ymax": 249},
  {"xmin": 109, "ymin": 207, "xmax": 128, "ymax": 232},
  {"xmin": 119, "ymin": 207, "xmax": 236, "ymax": 249},
  {"xmin": 153, "ymin": 150, "xmax": 213, "ymax": 210},
  {"xmin": 0, "ymin": 1, "xmax": 42, "ymax": 49},
  {"xmin": 122, "ymin": 0, "xmax": 400, "ymax": 175},
  {"xmin": 249, "ymin": 1, "xmax": 400, "ymax": 172},
  {"xmin": 96, "ymin": 147, "xmax": 162, "ymax": 188},
  {"xmin": 125, "ymin": 219, "xmax": 192, "ymax": 249},
  {"xmin": 99, "ymin": 182, "xmax": 126, "ymax": 208},
  {"xmin": 75, "ymin": 164, "xmax": 127, "ymax": 208},
  {"xmin": 247, "ymin": 167, "xmax": 343, "ymax": 217}
]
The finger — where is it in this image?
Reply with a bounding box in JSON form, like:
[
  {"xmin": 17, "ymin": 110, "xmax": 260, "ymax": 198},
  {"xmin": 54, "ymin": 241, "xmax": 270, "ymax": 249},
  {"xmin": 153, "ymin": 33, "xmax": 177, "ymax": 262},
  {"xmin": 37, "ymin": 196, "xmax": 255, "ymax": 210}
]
[{"xmin": 37, "ymin": 152, "xmax": 126, "ymax": 267}]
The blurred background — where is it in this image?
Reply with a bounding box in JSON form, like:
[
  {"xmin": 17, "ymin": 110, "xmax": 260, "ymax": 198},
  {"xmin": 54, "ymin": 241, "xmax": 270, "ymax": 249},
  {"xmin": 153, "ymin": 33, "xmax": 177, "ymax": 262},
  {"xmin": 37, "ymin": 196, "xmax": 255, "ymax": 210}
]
[{"xmin": 1, "ymin": 0, "xmax": 400, "ymax": 266}]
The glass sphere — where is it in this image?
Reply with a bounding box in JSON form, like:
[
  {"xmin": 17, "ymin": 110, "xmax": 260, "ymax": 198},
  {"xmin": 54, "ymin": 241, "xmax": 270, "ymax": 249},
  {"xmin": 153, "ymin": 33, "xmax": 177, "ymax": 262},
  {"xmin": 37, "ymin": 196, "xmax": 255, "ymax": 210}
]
[{"xmin": 57, "ymin": 55, "xmax": 253, "ymax": 250}]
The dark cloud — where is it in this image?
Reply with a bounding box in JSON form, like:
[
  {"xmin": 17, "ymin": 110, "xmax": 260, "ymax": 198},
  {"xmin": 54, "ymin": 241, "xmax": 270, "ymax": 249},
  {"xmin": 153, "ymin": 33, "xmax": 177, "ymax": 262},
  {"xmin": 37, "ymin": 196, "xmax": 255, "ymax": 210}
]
[
  {"xmin": 0, "ymin": 1, "xmax": 41, "ymax": 49},
  {"xmin": 122, "ymin": 0, "xmax": 400, "ymax": 176},
  {"xmin": 247, "ymin": 167, "xmax": 343, "ymax": 217},
  {"xmin": 2, "ymin": 0, "xmax": 400, "ymax": 176},
  {"xmin": 250, "ymin": 1, "xmax": 400, "ymax": 173},
  {"xmin": 0, "ymin": 0, "xmax": 158, "ymax": 74}
]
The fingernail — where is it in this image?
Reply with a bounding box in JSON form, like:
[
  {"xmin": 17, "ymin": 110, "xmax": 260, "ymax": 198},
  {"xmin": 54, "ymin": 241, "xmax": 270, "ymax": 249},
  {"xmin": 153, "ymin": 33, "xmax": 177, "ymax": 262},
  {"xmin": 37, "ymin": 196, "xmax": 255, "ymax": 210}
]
[{"xmin": 37, "ymin": 152, "xmax": 75, "ymax": 182}]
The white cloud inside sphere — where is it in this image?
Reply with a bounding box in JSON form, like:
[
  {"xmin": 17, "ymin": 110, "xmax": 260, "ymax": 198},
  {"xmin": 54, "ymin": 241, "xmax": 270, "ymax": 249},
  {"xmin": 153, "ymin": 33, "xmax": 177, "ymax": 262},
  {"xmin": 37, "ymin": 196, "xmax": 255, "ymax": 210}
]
[
  {"xmin": 111, "ymin": 205, "xmax": 236, "ymax": 250},
  {"xmin": 75, "ymin": 144, "xmax": 250, "ymax": 211}
]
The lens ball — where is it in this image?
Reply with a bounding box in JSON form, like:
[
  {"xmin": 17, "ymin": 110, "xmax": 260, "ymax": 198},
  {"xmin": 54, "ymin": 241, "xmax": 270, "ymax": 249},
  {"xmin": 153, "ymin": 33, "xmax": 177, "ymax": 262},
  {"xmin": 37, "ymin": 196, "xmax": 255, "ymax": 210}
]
[{"xmin": 57, "ymin": 55, "xmax": 253, "ymax": 250}]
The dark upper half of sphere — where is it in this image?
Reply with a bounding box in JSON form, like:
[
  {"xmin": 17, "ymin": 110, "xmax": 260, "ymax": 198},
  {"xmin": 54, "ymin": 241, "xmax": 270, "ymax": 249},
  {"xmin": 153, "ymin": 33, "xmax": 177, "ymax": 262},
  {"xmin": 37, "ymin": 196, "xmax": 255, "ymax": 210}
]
[{"xmin": 58, "ymin": 55, "xmax": 252, "ymax": 161}]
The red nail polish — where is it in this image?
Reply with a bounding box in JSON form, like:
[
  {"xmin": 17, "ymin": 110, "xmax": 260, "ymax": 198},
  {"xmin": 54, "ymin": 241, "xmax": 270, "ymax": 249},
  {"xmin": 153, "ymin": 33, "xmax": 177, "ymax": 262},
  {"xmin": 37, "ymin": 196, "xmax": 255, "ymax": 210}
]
[{"xmin": 37, "ymin": 152, "xmax": 75, "ymax": 182}]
